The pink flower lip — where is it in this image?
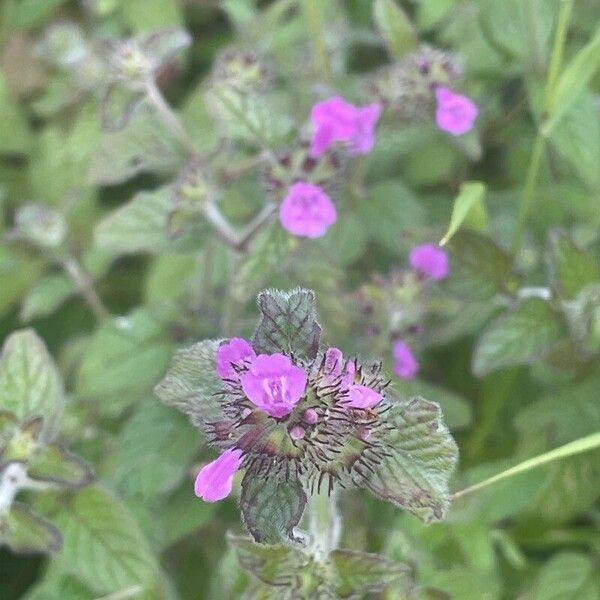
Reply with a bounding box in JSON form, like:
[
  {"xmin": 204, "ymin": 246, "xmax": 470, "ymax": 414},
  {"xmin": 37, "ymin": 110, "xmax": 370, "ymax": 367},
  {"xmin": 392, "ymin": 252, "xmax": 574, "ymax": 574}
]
[
  {"xmin": 309, "ymin": 95, "xmax": 382, "ymax": 158},
  {"xmin": 194, "ymin": 448, "xmax": 243, "ymax": 502},
  {"xmin": 343, "ymin": 384, "xmax": 383, "ymax": 409},
  {"xmin": 279, "ymin": 181, "xmax": 337, "ymax": 238},
  {"xmin": 323, "ymin": 347, "xmax": 344, "ymax": 382},
  {"xmin": 216, "ymin": 338, "xmax": 256, "ymax": 380},
  {"xmin": 409, "ymin": 243, "xmax": 449, "ymax": 280},
  {"xmin": 393, "ymin": 341, "xmax": 419, "ymax": 380},
  {"xmin": 435, "ymin": 86, "xmax": 478, "ymax": 136},
  {"xmin": 240, "ymin": 353, "xmax": 308, "ymax": 418}
]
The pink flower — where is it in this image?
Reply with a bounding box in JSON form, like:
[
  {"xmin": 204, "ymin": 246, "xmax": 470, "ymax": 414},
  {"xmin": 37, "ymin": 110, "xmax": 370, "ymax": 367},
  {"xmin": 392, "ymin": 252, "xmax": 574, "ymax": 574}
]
[
  {"xmin": 279, "ymin": 181, "xmax": 337, "ymax": 238},
  {"xmin": 435, "ymin": 86, "xmax": 478, "ymax": 136},
  {"xmin": 310, "ymin": 96, "xmax": 382, "ymax": 158},
  {"xmin": 194, "ymin": 448, "xmax": 243, "ymax": 502},
  {"xmin": 240, "ymin": 353, "xmax": 307, "ymax": 418},
  {"xmin": 323, "ymin": 347, "xmax": 344, "ymax": 382},
  {"xmin": 410, "ymin": 243, "xmax": 449, "ymax": 280},
  {"xmin": 216, "ymin": 338, "xmax": 256, "ymax": 380},
  {"xmin": 343, "ymin": 384, "xmax": 383, "ymax": 409},
  {"xmin": 393, "ymin": 341, "xmax": 419, "ymax": 380}
]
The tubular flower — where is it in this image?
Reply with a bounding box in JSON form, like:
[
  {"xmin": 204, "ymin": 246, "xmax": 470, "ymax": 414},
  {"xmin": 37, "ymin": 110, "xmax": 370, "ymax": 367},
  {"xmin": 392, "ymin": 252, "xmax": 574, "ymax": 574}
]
[
  {"xmin": 279, "ymin": 181, "xmax": 337, "ymax": 238},
  {"xmin": 393, "ymin": 341, "xmax": 419, "ymax": 380},
  {"xmin": 216, "ymin": 337, "xmax": 256, "ymax": 380},
  {"xmin": 409, "ymin": 243, "xmax": 449, "ymax": 280},
  {"xmin": 194, "ymin": 448, "xmax": 244, "ymax": 502},
  {"xmin": 434, "ymin": 86, "xmax": 478, "ymax": 136}
]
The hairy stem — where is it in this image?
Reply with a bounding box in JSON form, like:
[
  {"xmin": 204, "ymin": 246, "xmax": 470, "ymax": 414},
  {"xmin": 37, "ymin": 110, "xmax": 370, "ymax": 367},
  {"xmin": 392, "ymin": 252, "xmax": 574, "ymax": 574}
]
[
  {"xmin": 61, "ymin": 256, "xmax": 109, "ymax": 321},
  {"xmin": 308, "ymin": 490, "xmax": 342, "ymax": 561}
]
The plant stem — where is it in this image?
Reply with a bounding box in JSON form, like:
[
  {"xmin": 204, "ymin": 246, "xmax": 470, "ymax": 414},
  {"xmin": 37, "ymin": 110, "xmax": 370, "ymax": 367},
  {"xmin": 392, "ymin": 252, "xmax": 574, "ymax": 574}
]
[
  {"xmin": 510, "ymin": 0, "xmax": 573, "ymax": 255},
  {"xmin": 301, "ymin": 0, "xmax": 332, "ymax": 82},
  {"xmin": 145, "ymin": 79, "xmax": 199, "ymax": 158},
  {"xmin": 0, "ymin": 463, "xmax": 50, "ymax": 515},
  {"xmin": 61, "ymin": 256, "xmax": 109, "ymax": 321},
  {"xmin": 308, "ymin": 490, "xmax": 341, "ymax": 561}
]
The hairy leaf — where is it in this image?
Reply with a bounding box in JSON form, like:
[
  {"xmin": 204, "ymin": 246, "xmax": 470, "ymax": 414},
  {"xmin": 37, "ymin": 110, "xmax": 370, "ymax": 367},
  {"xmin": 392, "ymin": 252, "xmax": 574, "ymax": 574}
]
[
  {"xmin": 473, "ymin": 298, "xmax": 566, "ymax": 376},
  {"xmin": 252, "ymin": 289, "xmax": 321, "ymax": 359},
  {"xmin": 240, "ymin": 472, "xmax": 307, "ymax": 544},
  {"xmin": 365, "ymin": 396, "xmax": 458, "ymax": 522}
]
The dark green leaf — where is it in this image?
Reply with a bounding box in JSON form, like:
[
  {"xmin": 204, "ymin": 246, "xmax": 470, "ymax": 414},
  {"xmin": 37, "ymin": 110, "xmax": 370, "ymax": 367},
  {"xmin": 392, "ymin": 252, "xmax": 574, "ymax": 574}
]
[
  {"xmin": 252, "ymin": 288, "xmax": 321, "ymax": 359},
  {"xmin": 1, "ymin": 502, "xmax": 62, "ymax": 554},
  {"xmin": 240, "ymin": 472, "xmax": 307, "ymax": 544},
  {"xmin": 20, "ymin": 274, "xmax": 75, "ymax": 322},
  {"xmin": 28, "ymin": 444, "xmax": 93, "ymax": 488}
]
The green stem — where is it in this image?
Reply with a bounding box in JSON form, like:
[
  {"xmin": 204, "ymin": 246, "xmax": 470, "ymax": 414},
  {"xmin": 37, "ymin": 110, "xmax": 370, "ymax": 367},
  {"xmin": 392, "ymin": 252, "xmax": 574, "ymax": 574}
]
[
  {"xmin": 61, "ymin": 256, "xmax": 109, "ymax": 321},
  {"xmin": 510, "ymin": 0, "xmax": 573, "ymax": 255},
  {"xmin": 308, "ymin": 490, "xmax": 341, "ymax": 561},
  {"xmin": 301, "ymin": 0, "xmax": 332, "ymax": 82}
]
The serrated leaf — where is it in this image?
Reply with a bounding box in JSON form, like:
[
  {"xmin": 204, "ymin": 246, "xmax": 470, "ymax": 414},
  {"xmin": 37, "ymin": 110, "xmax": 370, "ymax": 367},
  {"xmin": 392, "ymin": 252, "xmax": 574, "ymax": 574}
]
[
  {"xmin": 252, "ymin": 289, "xmax": 321, "ymax": 359},
  {"xmin": 472, "ymin": 298, "xmax": 566, "ymax": 376},
  {"xmin": 0, "ymin": 329, "xmax": 64, "ymax": 436},
  {"xmin": 548, "ymin": 231, "xmax": 600, "ymax": 299},
  {"xmin": 330, "ymin": 549, "xmax": 411, "ymax": 598},
  {"xmin": 531, "ymin": 552, "xmax": 600, "ymax": 600},
  {"xmin": 447, "ymin": 231, "xmax": 514, "ymax": 300},
  {"xmin": 112, "ymin": 401, "xmax": 198, "ymax": 499},
  {"xmin": 77, "ymin": 309, "xmax": 173, "ymax": 411},
  {"xmin": 440, "ymin": 181, "xmax": 487, "ymax": 246},
  {"xmin": 240, "ymin": 472, "xmax": 307, "ymax": 543},
  {"xmin": 88, "ymin": 108, "xmax": 184, "ymax": 185},
  {"xmin": 53, "ymin": 486, "xmax": 162, "ymax": 596},
  {"xmin": 365, "ymin": 396, "xmax": 458, "ymax": 522},
  {"xmin": 20, "ymin": 274, "xmax": 76, "ymax": 322},
  {"xmin": 154, "ymin": 340, "xmax": 228, "ymax": 435},
  {"xmin": 95, "ymin": 186, "xmax": 174, "ymax": 255},
  {"xmin": 373, "ymin": 0, "xmax": 418, "ymax": 58},
  {"xmin": 27, "ymin": 444, "xmax": 93, "ymax": 488},
  {"xmin": 228, "ymin": 534, "xmax": 305, "ymax": 586},
  {"xmin": 0, "ymin": 502, "xmax": 62, "ymax": 554}
]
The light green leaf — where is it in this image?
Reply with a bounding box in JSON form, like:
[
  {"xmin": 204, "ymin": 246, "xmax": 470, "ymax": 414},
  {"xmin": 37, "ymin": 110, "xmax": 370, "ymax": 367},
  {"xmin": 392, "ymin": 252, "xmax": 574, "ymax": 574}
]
[
  {"xmin": 112, "ymin": 401, "xmax": 198, "ymax": 499},
  {"xmin": 240, "ymin": 472, "xmax": 307, "ymax": 543},
  {"xmin": 95, "ymin": 186, "xmax": 174, "ymax": 255},
  {"xmin": 472, "ymin": 298, "xmax": 566, "ymax": 376},
  {"xmin": 0, "ymin": 329, "xmax": 64, "ymax": 434},
  {"xmin": 77, "ymin": 309, "xmax": 173, "ymax": 410},
  {"xmin": 373, "ymin": 0, "xmax": 418, "ymax": 58},
  {"xmin": 53, "ymin": 486, "xmax": 163, "ymax": 596},
  {"xmin": 543, "ymin": 25, "xmax": 600, "ymax": 134},
  {"xmin": 0, "ymin": 502, "xmax": 62, "ymax": 554},
  {"xmin": 330, "ymin": 549, "xmax": 411, "ymax": 598},
  {"xmin": 365, "ymin": 396, "xmax": 458, "ymax": 522},
  {"xmin": 28, "ymin": 444, "xmax": 93, "ymax": 488},
  {"xmin": 20, "ymin": 274, "xmax": 75, "ymax": 322},
  {"xmin": 440, "ymin": 181, "xmax": 487, "ymax": 246},
  {"xmin": 0, "ymin": 247, "xmax": 43, "ymax": 318},
  {"xmin": 121, "ymin": 0, "xmax": 184, "ymax": 31},
  {"xmin": 252, "ymin": 288, "xmax": 321, "ymax": 360},
  {"xmin": 0, "ymin": 73, "xmax": 31, "ymax": 154},
  {"xmin": 15, "ymin": 203, "xmax": 67, "ymax": 249},
  {"xmin": 9, "ymin": 0, "xmax": 69, "ymax": 29},
  {"xmin": 531, "ymin": 552, "xmax": 600, "ymax": 600}
]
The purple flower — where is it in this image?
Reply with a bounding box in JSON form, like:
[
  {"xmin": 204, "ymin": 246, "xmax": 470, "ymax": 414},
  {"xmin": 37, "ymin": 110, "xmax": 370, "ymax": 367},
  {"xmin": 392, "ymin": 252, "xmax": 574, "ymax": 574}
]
[
  {"xmin": 393, "ymin": 341, "xmax": 419, "ymax": 380},
  {"xmin": 435, "ymin": 86, "xmax": 478, "ymax": 136},
  {"xmin": 240, "ymin": 353, "xmax": 308, "ymax": 418},
  {"xmin": 279, "ymin": 181, "xmax": 337, "ymax": 238},
  {"xmin": 410, "ymin": 243, "xmax": 449, "ymax": 280},
  {"xmin": 343, "ymin": 384, "xmax": 383, "ymax": 409},
  {"xmin": 194, "ymin": 448, "xmax": 243, "ymax": 502},
  {"xmin": 323, "ymin": 347, "xmax": 344, "ymax": 382},
  {"xmin": 216, "ymin": 338, "xmax": 256, "ymax": 380},
  {"xmin": 310, "ymin": 96, "xmax": 382, "ymax": 158}
]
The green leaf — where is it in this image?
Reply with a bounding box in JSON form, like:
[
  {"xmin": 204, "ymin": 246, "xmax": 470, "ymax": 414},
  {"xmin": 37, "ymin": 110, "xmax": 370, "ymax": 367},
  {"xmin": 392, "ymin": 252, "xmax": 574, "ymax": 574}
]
[
  {"xmin": 365, "ymin": 396, "xmax": 458, "ymax": 522},
  {"xmin": 531, "ymin": 552, "xmax": 599, "ymax": 600},
  {"xmin": 20, "ymin": 274, "xmax": 76, "ymax": 322},
  {"xmin": 228, "ymin": 534, "xmax": 305, "ymax": 586},
  {"xmin": 373, "ymin": 0, "xmax": 418, "ymax": 58},
  {"xmin": 15, "ymin": 203, "xmax": 67, "ymax": 249},
  {"xmin": 440, "ymin": 181, "xmax": 487, "ymax": 246},
  {"xmin": 252, "ymin": 288, "xmax": 321, "ymax": 360},
  {"xmin": 330, "ymin": 549, "xmax": 411, "ymax": 598},
  {"xmin": 53, "ymin": 486, "xmax": 162, "ymax": 596},
  {"xmin": 28, "ymin": 444, "xmax": 93, "ymax": 488},
  {"xmin": 240, "ymin": 472, "xmax": 307, "ymax": 543},
  {"xmin": 88, "ymin": 108, "xmax": 184, "ymax": 185},
  {"xmin": 0, "ymin": 73, "xmax": 31, "ymax": 154},
  {"xmin": 472, "ymin": 298, "xmax": 566, "ymax": 376},
  {"xmin": 543, "ymin": 25, "xmax": 600, "ymax": 134},
  {"xmin": 9, "ymin": 0, "xmax": 69, "ymax": 29},
  {"xmin": 77, "ymin": 309, "xmax": 173, "ymax": 411},
  {"xmin": 447, "ymin": 231, "xmax": 514, "ymax": 300},
  {"xmin": 0, "ymin": 248, "xmax": 43, "ymax": 318},
  {"xmin": 112, "ymin": 401, "xmax": 198, "ymax": 499},
  {"xmin": 0, "ymin": 329, "xmax": 64, "ymax": 434},
  {"xmin": 548, "ymin": 231, "xmax": 600, "ymax": 299},
  {"xmin": 121, "ymin": 0, "xmax": 184, "ymax": 31},
  {"xmin": 154, "ymin": 340, "xmax": 227, "ymax": 434},
  {"xmin": 1, "ymin": 502, "xmax": 62, "ymax": 554},
  {"xmin": 95, "ymin": 186, "xmax": 175, "ymax": 255}
]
